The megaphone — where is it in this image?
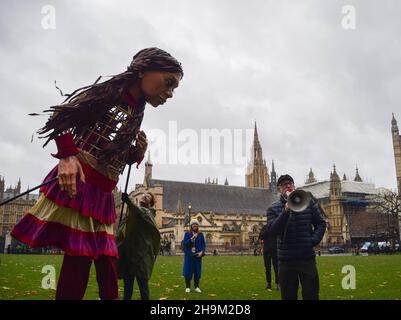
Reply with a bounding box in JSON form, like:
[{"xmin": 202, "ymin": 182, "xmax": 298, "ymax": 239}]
[{"xmin": 287, "ymin": 189, "xmax": 311, "ymax": 212}]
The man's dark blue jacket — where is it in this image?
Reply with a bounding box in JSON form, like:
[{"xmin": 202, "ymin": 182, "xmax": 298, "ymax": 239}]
[{"xmin": 267, "ymin": 196, "xmax": 326, "ymax": 261}]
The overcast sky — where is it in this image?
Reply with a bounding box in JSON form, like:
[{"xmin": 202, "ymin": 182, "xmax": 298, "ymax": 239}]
[{"xmin": 0, "ymin": 0, "xmax": 400, "ymax": 194}]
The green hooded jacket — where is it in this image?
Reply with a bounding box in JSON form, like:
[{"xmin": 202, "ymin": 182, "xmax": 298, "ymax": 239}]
[{"xmin": 116, "ymin": 200, "xmax": 161, "ymax": 281}]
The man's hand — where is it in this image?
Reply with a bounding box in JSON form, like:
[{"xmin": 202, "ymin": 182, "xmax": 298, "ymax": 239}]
[
  {"xmin": 135, "ymin": 130, "xmax": 148, "ymax": 156},
  {"xmin": 197, "ymin": 252, "xmax": 203, "ymax": 257},
  {"xmin": 191, "ymin": 233, "xmax": 198, "ymax": 241},
  {"xmin": 284, "ymin": 203, "xmax": 291, "ymax": 213},
  {"xmin": 58, "ymin": 156, "xmax": 85, "ymax": 198},
  {"xmin": 121, "ymin": 192, "xmax": 131, "ymax": 205}
]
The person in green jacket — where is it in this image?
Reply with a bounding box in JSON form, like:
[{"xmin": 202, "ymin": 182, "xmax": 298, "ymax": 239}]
[{"xmin": 117, "ymin": 191, "xmax": 160, "ymax": 300}]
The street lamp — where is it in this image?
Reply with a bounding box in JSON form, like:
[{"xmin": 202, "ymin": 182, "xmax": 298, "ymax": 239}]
[{"xmin": 186, "ymin": 203, "xmax": 192, "ymax": 227}]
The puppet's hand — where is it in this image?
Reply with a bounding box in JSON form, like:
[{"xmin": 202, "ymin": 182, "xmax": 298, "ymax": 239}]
[
  {"xmin": 135, "ymin": 130, "xmax": 148, "ymax": 156},
  {"xmin": 58, "ymin": 156, "xmax": 86, "ymax": 198}
]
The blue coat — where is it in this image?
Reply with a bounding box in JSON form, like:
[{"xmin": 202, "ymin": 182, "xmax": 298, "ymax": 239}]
[{"xmin": 182, "ymin": 231, "xmax": 206, "ymax": 279}]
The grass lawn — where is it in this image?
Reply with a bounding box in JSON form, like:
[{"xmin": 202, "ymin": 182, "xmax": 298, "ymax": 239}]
[{"xmin": 0, "ymin": 254, "xmax": 400, "ymax": 300}]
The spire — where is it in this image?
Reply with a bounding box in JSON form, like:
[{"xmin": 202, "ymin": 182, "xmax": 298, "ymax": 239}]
[
  {"xmin": 224, "ymin": 177, "xmax": 229, "ymax": 186},
  {"xmin": 176, "ymin": 193, "xmax": 184, "ymax": 214},
  {"xmin": 269, "ymin": 159, "xmax": 277, "ymax": 193},
  {"xmin": 392, "ymin": 113, "xmax": 399, "ymax": 135},
  {"xmin": 305, "ymin": 168, "xmax": 317, "ymax": 184},
  {"xmin": 343, "ymin": 173, "xmax": 347, "ymax": 181},
  {"xmin": 331, "ymin": 164, "xmax": 340, "ymax": 180},
  {"xmin": 354, "ymin": 166, "xmax": 363, "ymax": 182},
  {"xmin": 252, "ymin": 121, "xmax": 262, "ymax": 156},
  {"xmin": 0, "ymin": 175, "xmax": 4, "ymax": 194},
  {"xmin": 254, "ymin": 121, "xmax": 259, "ymax": 142},
  {"xmin": 246, "ymin": 121, "xmax": 269, "ymax": 189},
  {"xmin": 392, "ymin": 113, "xmax": 397, "ymax": 126}
]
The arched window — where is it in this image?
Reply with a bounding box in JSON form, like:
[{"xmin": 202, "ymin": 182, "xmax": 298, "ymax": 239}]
[
  {"xmin": 223, "ymin": 224, "xmax": 230, "ymax": 232},
  {"xmin": 206, "ymin": 233, "xmax": 212, "ymax": 243}
]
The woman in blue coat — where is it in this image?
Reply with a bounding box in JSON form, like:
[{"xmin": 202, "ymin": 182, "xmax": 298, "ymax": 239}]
[{"xmin": 182, "ymin": 219, "xmax": 206, "ymax": 293}]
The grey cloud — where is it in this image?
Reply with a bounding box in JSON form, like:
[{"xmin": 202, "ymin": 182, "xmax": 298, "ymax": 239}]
[{"xmin": 0, "ymin": 0, "xmax": 400, "ymax": 193}]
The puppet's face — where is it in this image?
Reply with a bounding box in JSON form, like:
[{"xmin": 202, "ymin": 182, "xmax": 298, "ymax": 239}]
[{"xmin": 140, "ymin": 71, "xmax": 181, "ymax": 107}]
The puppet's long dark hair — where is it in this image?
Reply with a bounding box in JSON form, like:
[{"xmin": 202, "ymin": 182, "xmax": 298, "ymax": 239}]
[{"xmin": 34, "ymin": 47, "xmax": 183, "ymax": 148}]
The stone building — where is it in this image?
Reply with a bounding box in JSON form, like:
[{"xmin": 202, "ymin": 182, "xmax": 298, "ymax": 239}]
[
  {"xmin": 123, "ymin": 123, "xmax": 278, "ymax": 253},
  {"xmin": 300, "ymin": 166, "xmax": 387, "ymax": 247},
  {"xmin": 0, "ymin": 177, "xmax": 39, "ymax": 237}
]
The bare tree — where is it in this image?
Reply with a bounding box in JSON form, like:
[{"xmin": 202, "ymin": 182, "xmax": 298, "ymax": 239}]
[{"xmin": 371, "ymin": 190, "xmax": 401, "ymax": 250}]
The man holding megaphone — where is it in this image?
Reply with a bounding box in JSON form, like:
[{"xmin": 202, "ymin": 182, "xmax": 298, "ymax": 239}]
[{"xmin": 267, "ymin": 174, "xmax": 326, "ymax": 300}]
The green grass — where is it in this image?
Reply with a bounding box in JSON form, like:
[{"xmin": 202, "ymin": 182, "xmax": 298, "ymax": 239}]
[{"xmin": 0, "ymin": 254, "xmax": 400, "ymax": 300}]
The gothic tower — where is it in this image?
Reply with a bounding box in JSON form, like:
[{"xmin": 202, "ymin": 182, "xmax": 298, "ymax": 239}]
[
  {"xmin": 245, "ymin": 122, "xmax": 269, "ymax": 189},
  {"xmin": 16, "ymin": 178, "xmax": 21, "ymax": 194},
  {"xmin": 270, "ymin": 160, "xmax": 277, "ymax": 193},
  {"xmin": 354, "ymin": 167, "xmax": 363, "ymax": 182},
  {"xmin": 305, "ymin": 168, "xmax": 317, "ymax": 184},
  {"xmin": 392, "ymin": 113, "xmax": 401, "ymax": 194},
  {"xmin": 0, "ymin": 176, "xmax": 4, "ymax": 199},
  {"xmin": 328, "ymin": 164, "xmax": 344, "ymax": 245}
]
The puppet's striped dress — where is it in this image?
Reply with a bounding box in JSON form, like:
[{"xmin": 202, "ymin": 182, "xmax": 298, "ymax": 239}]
[{"xmin": 11, "ymin": 151, "xmax": 119, "ymax": 258}]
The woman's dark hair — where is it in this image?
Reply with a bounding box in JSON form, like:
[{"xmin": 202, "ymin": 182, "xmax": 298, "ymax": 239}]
[{"xmin": 34, "ymin": 47, "xmax": 183, "ymax": 147}]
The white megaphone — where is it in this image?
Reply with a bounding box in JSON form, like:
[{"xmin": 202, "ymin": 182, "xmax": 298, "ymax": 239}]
[{"xmin": 286, "ymin": 189, "xmax": 311, "ymax": 212}]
